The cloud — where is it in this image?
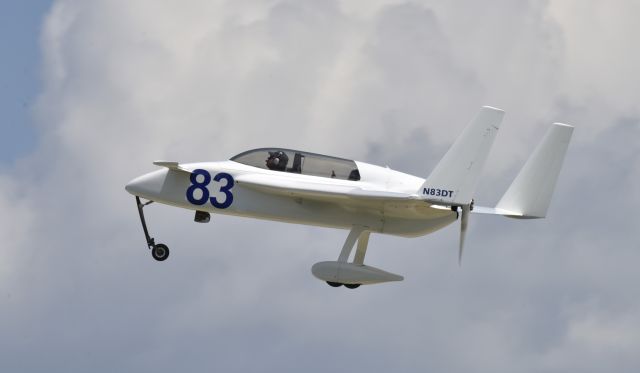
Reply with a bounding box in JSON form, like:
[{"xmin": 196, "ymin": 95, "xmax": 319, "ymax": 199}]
[{"xmin": 1, "ymin": 0, "xmax": 638, "ymax": 372}]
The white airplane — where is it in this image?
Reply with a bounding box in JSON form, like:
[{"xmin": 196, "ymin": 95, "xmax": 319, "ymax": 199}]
[{"xmin": 125, "ymin": 106, "xmax": 573, "ymax": 288}]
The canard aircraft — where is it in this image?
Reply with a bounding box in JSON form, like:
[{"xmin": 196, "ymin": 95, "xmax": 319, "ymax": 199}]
[{"xmin": 125, "ymin": 106, "xmax": 573, "ymax": 288}]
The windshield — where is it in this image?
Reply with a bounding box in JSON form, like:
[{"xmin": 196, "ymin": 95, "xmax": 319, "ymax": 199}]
[{"xmin": 230, "ymin": 148, "xmax": 360, "ymax": 181}]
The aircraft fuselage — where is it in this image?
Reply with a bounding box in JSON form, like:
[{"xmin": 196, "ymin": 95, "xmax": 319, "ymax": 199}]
[{"xmin": 125, "ymin": 160, "xmax": 457, "ymax": 237}]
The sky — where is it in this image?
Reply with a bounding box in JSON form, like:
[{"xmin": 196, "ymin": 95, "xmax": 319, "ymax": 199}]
[
  {"xmin": 0, "ymin": 1, "xmax": 51, "ymax": 163},
  {"xmin": 1, "ymin": 0, "xmax": 639, "ymax": 372}
]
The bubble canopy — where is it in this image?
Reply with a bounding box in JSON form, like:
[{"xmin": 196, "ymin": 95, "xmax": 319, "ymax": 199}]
[{"xmin": 230, "ymin": 148, "xmax": 361, "ymax": 181}]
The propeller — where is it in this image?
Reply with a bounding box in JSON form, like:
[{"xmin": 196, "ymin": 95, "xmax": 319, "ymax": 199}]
[{"xmin": 458, "ymin": 200, "xmax": 473, "ymax": 266}]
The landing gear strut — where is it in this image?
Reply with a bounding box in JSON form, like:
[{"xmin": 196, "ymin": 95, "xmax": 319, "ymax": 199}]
[
  {"xmin": 135, "ymin": 196, "xmax": 170, "ymax": 261},
  {"xmin": 312, "ymin": 225, "xmax": 403, "ymax": 288},
  {"xmin": 319, "ymin": 226, "xmax": 370, "ymax": 289}
]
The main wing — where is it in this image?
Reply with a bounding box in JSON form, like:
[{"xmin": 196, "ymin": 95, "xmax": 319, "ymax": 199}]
[{"xmin": 235, "ymin": 173, "xmax": 420, "ymax": 203}]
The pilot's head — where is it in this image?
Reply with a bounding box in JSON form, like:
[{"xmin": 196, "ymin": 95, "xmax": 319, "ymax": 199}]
[{"xmin": 266, "ymin": 151, "xmax": 288, "ymax": 171}]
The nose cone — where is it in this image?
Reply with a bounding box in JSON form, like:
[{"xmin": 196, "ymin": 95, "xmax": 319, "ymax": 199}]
[{"xmin": 125, "ymin": 169, "xmax": 167, "ymax": 197}]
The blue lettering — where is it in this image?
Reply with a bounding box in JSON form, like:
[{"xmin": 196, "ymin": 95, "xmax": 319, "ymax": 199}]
[
  {"xmin": 186, "ymin": 170, "xmax": 235, "ymax": 209},
  {"xmin": 186, "ymin": 169, "xmax": 211, "ymax": 205},
  {"xmin": 422, "ymin": 187, "xmax": 454, "ymax": 198},
  {"xmin": 210, "ymin": 172, "xmax": 234, "ymax": 209}
]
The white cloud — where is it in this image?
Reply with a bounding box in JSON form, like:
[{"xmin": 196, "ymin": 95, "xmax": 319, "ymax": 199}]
[
  {"xmin": 1, "ymin": 0, "xmax": 638, "ymax": 371},
  {"xmin": 549, "ymin": 0, "xmax": 640, "ymax": 114}
]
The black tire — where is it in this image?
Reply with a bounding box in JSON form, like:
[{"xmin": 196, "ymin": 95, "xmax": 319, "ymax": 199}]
[
  {"xmin": 151, "ymin": 244, "xmax": 170, "ymax": 261},
  {"xmin": 344, "ymin": 284, "xmax": 361, "ymax": 289},
  {"xmin": 326, "ymin": 281, "xmax": 342, "ymax": 287}
]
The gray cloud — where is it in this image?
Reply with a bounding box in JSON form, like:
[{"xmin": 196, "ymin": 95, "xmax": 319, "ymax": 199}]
[{"xmin": 1, "ymin": 0, "xmax": 638, "ymax": 372}]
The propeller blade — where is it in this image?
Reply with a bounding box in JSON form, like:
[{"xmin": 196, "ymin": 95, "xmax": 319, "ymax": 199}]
[{"xmin": 459, "ymin": 204, "xmax": 470, "ymax": 265}]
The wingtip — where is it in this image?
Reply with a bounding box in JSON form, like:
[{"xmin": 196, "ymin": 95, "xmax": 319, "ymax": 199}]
[
  {"xmin": 481, "ymin": 105, "xmax": 505, "ymax": 113},
  {"xmin": 553, "ymin": 122, "xmax": 574, "ymax": 128}
]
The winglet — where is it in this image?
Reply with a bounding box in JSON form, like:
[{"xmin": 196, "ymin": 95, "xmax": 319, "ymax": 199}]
[
  {"xmin": 495, "ymin": 123, "xmax": 574, "ymax": 218},
  {"xmin": 420, "ymin": 106, "xmax": 505, "ymax": 205}
]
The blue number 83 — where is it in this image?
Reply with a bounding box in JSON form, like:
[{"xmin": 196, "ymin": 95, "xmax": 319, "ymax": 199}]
[{"xmin": 186, "ymin": 169, "xmax": 234, "ymax": 209}]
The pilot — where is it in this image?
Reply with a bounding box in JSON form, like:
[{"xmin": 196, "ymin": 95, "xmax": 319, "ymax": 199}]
[{"xmin": 266, "ymin": 151, "xmax": 289, "ymax": 171}]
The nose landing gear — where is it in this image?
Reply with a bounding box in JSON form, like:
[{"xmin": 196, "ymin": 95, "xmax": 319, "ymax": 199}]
[
  {"xmin": 135, "ymin": 196, "xmax": 170, "ymax": 262},
  {"xmin": 151, "ymin": 243, "xmax": 170, "ymax": 261}
]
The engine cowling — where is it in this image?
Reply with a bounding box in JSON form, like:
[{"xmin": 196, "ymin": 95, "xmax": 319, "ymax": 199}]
[{"xmin": 311, "ymin": 261, "xmax": 403, "ymax": 285}]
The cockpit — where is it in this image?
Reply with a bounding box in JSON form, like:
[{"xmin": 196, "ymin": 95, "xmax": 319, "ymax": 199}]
[{"xmin": 230, "ymin": 148, "xmax": 361, "ymax": 181}]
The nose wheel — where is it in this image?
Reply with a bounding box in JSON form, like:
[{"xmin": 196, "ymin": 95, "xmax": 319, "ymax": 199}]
[
  {"xmin": 151, "ymin": 243, "xmax": 170, "ymax": 261},
  {"xmin": 135, "ymin": 196, "xmax": 170, "ymax": 262}
]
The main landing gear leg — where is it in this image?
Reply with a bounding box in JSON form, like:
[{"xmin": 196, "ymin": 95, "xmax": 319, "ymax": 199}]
[
  {"xmin": 135, "ymin": 196, "xmax": 170, "ymax": 261},
  {"xmin": 325, "ymin": 226, "xmax": 370, "ymax": 289},
  {"xmin": 344, "ymin": 230, "xmax": 370, "ymax": 289}
]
